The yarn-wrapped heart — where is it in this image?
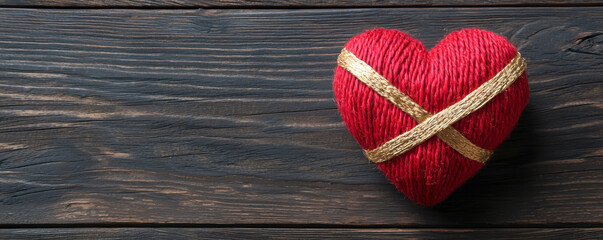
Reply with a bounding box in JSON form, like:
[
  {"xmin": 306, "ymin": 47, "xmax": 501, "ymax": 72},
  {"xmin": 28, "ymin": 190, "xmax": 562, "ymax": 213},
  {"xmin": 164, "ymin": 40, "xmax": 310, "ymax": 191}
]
[{"xmin": 333, "ymin": 28, "xmax": 529, "ymax": 206}]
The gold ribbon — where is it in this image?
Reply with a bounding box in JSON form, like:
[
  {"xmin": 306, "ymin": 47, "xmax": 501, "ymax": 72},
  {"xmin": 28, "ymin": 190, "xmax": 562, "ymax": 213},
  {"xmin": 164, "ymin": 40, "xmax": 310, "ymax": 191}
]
[{"xmin": 337, "ymin": 48, "xmax": 526, "ymax": 164}]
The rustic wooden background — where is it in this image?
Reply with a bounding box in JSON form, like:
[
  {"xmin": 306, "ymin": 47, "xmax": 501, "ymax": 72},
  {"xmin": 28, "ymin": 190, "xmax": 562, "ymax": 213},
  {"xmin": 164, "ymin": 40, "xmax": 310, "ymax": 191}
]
[{"xmin": 0, "ymin": 0, "xmax": 601, "ymax": 239}]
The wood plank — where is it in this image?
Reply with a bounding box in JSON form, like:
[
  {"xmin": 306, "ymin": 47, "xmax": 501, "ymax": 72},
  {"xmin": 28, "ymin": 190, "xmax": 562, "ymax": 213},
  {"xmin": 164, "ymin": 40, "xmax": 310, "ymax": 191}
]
[
  {"xmin": 0, "ymin": 8, "xmax": 601, "ymax": 226},
  {"xmin": 0, "ymin": 0, "xmax": 600, "ymax": 8},
  {"xmin": 1, "ymin": 228, "xmax": 602, "ymax": 239}
]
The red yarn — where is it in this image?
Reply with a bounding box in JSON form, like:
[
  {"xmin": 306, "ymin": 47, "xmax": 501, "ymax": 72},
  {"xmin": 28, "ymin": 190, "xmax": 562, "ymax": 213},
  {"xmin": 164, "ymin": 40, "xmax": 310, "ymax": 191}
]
[{"xmin": 333, "ymin": 28, "xmax": 529, "ymax": 206}]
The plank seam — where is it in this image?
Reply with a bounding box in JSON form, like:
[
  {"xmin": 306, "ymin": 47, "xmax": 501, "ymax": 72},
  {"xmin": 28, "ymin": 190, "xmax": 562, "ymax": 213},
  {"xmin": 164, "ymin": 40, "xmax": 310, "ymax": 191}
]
[
  {"xmin": 0, "ymin": 4, "xmax": 602, "ymax": 9},
  {"xmin": 0, "ymin": 223, "xmax": 602, "ymax": 229}
]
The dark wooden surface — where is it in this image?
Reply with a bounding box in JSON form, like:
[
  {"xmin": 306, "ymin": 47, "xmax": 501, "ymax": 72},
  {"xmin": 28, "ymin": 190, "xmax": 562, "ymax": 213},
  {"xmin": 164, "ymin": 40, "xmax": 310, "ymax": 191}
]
[
  {"xmin": 0, "ymin": 2, "xmax": 602, "ymax": 239},
  {"xmin": 1, "ymin": 228, "xmax": 602, "ymax": 239},
  {"xmin": 0, "ymin": 0, "xmax": 601, "ymax": 7}
]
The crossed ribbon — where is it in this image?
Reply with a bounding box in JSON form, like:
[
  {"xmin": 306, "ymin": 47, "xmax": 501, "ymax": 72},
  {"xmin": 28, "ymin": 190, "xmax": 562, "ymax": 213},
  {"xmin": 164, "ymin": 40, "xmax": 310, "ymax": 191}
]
[{"xmin": 337, "ymin": 48, "xmax": 526, "ymax": 164}]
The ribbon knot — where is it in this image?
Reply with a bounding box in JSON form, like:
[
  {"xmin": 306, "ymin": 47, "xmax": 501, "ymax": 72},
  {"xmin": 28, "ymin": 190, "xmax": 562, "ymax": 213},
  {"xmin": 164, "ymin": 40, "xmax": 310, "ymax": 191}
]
[{"xmin": 337, "ymin": 48, "xmax": 526, "ymax": 164}]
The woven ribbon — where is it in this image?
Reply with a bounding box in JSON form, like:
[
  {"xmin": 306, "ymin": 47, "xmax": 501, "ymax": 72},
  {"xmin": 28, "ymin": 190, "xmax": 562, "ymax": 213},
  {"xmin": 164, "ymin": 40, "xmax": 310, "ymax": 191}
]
[{"xmin": 337, "ymin": 48, "xmax": 526, "ymax": 164}]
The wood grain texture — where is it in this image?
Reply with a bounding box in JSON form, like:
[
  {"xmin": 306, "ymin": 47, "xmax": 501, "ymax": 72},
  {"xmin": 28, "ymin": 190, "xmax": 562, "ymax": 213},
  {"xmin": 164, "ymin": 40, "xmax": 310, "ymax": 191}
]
[
  {"xmin": 1, "ymin": 228, "xmax": 603, "ymax": 239},
  {"xmin": 0, "ymin": 8, "xmax": 601, "ymax": 226},
  {"xmin": 0, "ymin": 0, "xmax": 601, "ymax": 8}
]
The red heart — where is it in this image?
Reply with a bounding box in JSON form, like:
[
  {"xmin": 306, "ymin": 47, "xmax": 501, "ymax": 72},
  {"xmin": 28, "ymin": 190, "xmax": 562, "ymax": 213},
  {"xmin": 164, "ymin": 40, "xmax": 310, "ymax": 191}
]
[{"xmin": 333, "ymin": 28, "xmax": 529, "ymax": 206}]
